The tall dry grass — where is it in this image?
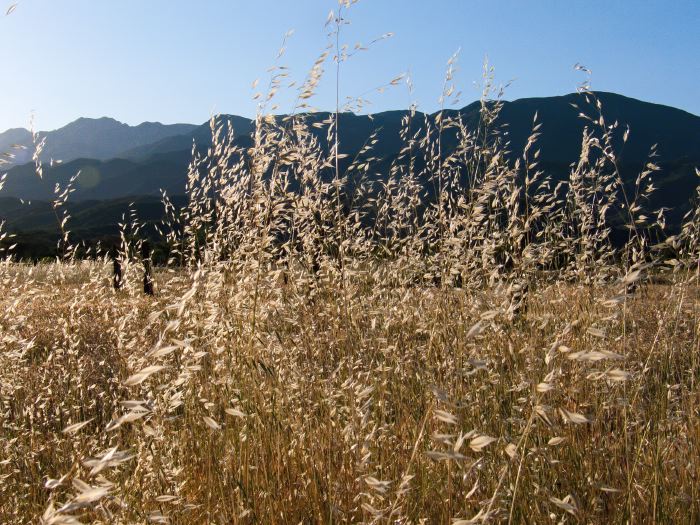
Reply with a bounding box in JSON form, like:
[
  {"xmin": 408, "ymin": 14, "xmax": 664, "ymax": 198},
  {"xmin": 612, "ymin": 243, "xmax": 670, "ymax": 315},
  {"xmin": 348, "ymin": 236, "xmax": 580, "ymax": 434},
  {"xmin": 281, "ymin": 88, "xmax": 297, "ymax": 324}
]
[{"xmin": 1, "ymin": 1, "xmax": 700, "ymax": 523}]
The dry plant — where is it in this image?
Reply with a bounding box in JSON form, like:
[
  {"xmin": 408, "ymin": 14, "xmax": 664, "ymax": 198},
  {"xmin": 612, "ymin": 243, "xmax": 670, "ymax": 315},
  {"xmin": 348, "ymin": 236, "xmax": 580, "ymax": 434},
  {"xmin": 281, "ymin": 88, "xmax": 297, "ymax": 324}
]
[{"xmin": 1, "ymin": 2, "xmax": 699, "ymax": 523}]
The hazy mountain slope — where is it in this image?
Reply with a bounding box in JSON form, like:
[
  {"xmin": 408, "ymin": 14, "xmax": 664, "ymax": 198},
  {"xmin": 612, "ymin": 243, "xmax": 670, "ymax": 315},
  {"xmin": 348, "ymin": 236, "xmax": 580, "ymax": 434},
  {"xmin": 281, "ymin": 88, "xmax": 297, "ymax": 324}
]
[
  {"xmin": 1, "ymin": 151, "xmax": 193, "ymax": 201},
  {"xmin": 121, "ymin": 115, "xmax": 254, "ymax": 160},
  {"xmin": 0, "ymin": 128, "xmax": 33, "ymax": 166},
  {"xmin": 0, "ymin": 118, "xmax": 198, "ymax": 166}
]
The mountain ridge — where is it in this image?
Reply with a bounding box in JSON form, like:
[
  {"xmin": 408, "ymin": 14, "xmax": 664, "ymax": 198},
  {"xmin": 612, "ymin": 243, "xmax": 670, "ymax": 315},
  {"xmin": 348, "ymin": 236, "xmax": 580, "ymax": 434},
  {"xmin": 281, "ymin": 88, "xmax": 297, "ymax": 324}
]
[
  {"xmin": 115, "ymin": 91, "xmax": 700, "ymax": 166},
  {"xmin": 0, "ymin": 117, "xmax": 198, "ymax": 166},
  {"xmin": 1, "ymin": 91, "xmax": 698, "ymax": 257}
]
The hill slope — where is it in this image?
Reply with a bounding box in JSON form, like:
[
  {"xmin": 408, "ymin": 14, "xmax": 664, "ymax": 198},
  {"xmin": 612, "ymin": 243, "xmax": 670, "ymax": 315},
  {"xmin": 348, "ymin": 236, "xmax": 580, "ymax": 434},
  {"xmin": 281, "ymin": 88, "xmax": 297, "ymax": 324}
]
[{"xmin": 0, "ymin": 117, "xmax": 198, "ymax": 166}]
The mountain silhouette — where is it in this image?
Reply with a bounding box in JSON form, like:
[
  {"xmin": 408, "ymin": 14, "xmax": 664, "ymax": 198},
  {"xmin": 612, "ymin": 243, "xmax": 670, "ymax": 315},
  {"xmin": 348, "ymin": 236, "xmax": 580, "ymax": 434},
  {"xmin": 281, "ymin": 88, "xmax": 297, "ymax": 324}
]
[
  {"xmin": 0, "ymin": 117, "xmax": 198, "ymax": 166},
  {"xmin": 1, "ymin": 91, "xmax": 698, "ymax": 257},
  {"xmin": 121, "ymin": 115, "xmax": 254, "ymax": 160},
  {"xmin": 117, "ymin": 92, "xmax": 700, "ymax": 167}
]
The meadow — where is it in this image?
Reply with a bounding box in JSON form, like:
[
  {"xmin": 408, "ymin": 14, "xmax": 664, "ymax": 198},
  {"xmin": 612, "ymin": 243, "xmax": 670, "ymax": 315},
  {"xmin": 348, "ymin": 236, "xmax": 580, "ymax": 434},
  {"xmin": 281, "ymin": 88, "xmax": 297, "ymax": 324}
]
[
  {"xmin": 2, "ymin": 3, "xmax": 700, "ymax": 523},
  {"xmin": 1, "ymin": 255, "xmax": 699, "ymax": 523}
]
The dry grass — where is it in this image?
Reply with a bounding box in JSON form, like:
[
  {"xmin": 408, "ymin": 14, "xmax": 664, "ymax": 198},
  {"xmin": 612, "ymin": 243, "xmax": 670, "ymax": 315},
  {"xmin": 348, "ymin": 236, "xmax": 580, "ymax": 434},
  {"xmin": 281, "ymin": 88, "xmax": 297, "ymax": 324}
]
[
  {"xmin": 0, "ymin": 261, "xmax": 699, "ymax": 523},
  {"xmin": 2, "ymin": 2, "xmax": 700, "ymax": 523}
]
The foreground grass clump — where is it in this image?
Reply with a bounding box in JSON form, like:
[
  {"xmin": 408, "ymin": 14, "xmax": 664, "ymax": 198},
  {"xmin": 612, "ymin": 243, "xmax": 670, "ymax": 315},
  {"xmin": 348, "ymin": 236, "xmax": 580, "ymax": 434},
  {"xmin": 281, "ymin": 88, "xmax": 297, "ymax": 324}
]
[{"xmin": 0, "ymin": 260, "xmax": 698, "ymax": 523}]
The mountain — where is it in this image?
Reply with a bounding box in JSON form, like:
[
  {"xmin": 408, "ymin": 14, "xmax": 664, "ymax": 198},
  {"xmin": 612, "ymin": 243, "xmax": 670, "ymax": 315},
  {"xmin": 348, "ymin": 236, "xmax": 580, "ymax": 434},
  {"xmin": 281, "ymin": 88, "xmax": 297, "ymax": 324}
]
[
  {"xmin": 116, "ymin": 92, "xmax": 700, "ymax": 167},
  {"xmin": 0, "ymin": 92, "xmax": 698, "ymax": 257},
  {"xmin": 121, "ymin": 114, "xmax": 255, "ymax": 160},
  {"xmin": 0, "ymin": 117, "xmax": 198, "ymax": 166},
  {"xmin": 0, "ymin": 194, "xmax": 188, "ymax": 260},
  {"xmin": 0, "ymin": 194, "xmax": 188, "ymax": 234},
  {"xmin": 0, "ymin": 151, "xmax": 193, "ymax": 201},
  {"xmin": 3, "ymin": 92, "xmax": 698, "ymax": 201},
  {"xmin": 484, "ymin": 92, "xmax": 700, "ymax": 165},
  {"xmin": 0, "ymin": 128, "xmax": 33, "ymax": 166}
]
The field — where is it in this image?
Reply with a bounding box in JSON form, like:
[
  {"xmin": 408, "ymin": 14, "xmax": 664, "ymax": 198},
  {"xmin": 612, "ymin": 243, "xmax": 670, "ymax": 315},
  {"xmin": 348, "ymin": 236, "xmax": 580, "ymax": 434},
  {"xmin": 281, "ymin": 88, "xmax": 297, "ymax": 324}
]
[
  {"xmin": 2, "ymin": 4, "xmax": 700, "ymax": 522},
  {"xmin": 0, "ymin": 259, "xmax": 698, "ymax": 523}
]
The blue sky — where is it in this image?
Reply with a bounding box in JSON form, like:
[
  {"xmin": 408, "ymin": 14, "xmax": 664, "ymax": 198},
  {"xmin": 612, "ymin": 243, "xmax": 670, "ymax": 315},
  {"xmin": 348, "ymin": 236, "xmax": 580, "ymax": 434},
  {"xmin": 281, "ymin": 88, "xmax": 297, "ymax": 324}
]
[{"xmin": 1, "ymin": 0, "xmax": 698, "ymax": 131}]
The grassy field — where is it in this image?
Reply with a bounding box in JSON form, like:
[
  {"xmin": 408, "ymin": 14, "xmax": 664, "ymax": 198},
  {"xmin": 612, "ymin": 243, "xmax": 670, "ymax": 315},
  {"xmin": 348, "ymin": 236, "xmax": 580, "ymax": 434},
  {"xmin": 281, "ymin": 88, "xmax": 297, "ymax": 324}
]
[
  {"xmin": 0, "ymin": 260, "xmax": 698, "ymax": 523},
  {"xmin": 2, "ymin": 4, "xmax": 699, "ymax": 522}
]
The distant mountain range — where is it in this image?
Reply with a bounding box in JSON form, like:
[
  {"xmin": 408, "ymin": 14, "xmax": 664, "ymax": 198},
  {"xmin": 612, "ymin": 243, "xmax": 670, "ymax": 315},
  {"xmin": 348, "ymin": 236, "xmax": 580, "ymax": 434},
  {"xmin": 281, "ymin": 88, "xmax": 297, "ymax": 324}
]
[
  {"xmin": 0, "ymin": 117, "xmax": 197, "ymax": 166},
  {"xmin": 0, "ymin": 91, "xmax": 698, "ymax": 257}
]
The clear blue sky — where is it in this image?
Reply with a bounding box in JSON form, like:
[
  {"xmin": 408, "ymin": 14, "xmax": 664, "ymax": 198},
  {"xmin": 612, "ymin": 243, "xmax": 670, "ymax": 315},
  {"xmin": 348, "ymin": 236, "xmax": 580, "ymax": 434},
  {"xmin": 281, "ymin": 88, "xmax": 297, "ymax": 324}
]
[{"xmin": 1, "ymin": 0, "xmax": 698, "ymax": 131}]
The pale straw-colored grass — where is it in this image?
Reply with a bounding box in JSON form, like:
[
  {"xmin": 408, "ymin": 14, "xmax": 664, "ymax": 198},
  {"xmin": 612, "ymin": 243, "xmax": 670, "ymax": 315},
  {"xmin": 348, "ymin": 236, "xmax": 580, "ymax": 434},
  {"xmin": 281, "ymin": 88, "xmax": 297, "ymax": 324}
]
[{"xmin": 1, "ymin": 1, "xmax": 699, "ymax": 523}]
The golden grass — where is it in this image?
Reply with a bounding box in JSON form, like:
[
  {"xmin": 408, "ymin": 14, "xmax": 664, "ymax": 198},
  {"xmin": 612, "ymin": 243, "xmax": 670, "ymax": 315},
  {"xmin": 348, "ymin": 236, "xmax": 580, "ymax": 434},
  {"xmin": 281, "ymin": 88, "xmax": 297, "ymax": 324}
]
[
  {"xmin": 2, "ymin": 3, "xmax": 699, "ymax": 522},
  {"xmin": 0, "ymin": 261, "xmax": 698, "ymax": 523}
]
